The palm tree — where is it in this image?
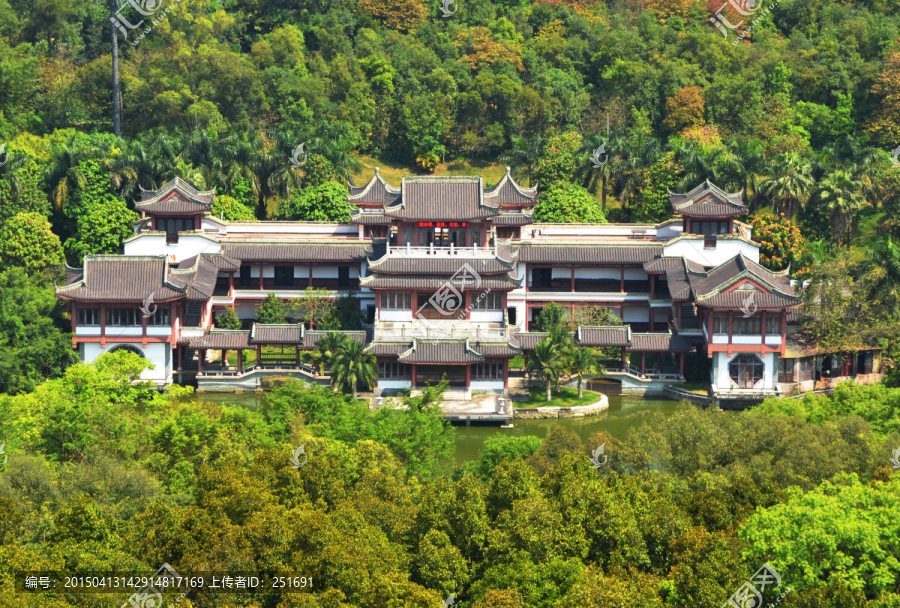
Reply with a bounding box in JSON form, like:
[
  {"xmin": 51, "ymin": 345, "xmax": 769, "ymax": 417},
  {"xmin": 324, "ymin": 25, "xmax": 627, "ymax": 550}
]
[
  {"xmin": 568, "ymin": 347, "xmax": 602, "ymax": 398},
  {"xmin": 760, "ymin": 153, "xmax": 815, "ymax": 220},
  {"xmin": 43, "ymin": 136, "xmax": 105, "ymax": 210},
  {"xmin": 866, "ymin": 237, "xmax": 900, "ymax": 316},
  {"xmin": 311, "ymin": 129, "xmax": 362, "ymax": 182},
  {"xmin": 817, "ymin": 170, "xmax": 866, "ymax": 248},
  {"xmin": 330, "ymin": 340, "xmax": 377, "ymax": 399},
  {"xmin": 527, "ymin": 339, "xmax": 563, "ymax": 402},
  {"xmin": 310, "ymin": 332, "xmax": 349, "ymax": 377},
  {"xmin": 500, "ymin": 135, "xmax": 545, "ymax": 187}
]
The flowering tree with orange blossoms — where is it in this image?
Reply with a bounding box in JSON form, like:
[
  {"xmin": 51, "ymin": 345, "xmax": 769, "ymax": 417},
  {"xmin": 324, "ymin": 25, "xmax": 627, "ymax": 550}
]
[{"xmin": 750, "ymin": 212, "xmax": 810, "ymax": 276}]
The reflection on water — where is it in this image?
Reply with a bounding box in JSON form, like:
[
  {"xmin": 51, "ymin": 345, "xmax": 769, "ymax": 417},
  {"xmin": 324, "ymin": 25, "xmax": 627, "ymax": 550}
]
[
  {"xmin": 191, "ymin": 392, "xmax": 682, "ymax": 465},
  {"xmin": 450, "ymin": 395, "xmax": 680, "ymax": 465}
]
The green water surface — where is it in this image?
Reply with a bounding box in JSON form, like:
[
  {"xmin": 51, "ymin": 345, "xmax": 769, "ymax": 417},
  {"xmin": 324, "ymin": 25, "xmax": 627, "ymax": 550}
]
[{"xmin": 197, "ymin": 392, "xmax": 680, "ymax": 464}]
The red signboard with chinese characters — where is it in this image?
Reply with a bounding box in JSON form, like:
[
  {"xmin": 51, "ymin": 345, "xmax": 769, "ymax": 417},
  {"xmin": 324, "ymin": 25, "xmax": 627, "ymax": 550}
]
[{"xmin": 417, "ymin": 222, "xmax": 467, "ymax": 228}]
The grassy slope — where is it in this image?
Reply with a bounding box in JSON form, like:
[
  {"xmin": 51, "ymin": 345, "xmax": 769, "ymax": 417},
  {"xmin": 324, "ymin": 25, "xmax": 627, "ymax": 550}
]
[{"xmin": 518, "ymin": 385, "xmax": 604, "ymax": 408}]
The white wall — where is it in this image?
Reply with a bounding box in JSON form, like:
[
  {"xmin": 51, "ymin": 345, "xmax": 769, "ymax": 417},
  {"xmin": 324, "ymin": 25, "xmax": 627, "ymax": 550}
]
[
  {"xmin": 574, "ymin": 268, "xmax": 619, "ymax": 279},
  {"xmin": 379, "ymin": 380, "xmax": 412, "ymax": 389},
  {"xmin": 470, "ymin": 380, "xmax": 505, "ymax": 390},
  {"xmin": 551, "ymin": 267, "xmax": 571, "ymax": 279},
  {"xmin": 83, "ymin": 342, "xmax": 170, "ymax": 381},
  {"xmin": 623, "ymin": 307, "xmax": 649, "ymax": 322},
  {"xmin": 714, "ymin": 351, "xmax": 776, "ymax": 390},
  {"xmin": 663, "ymin": 238, "xmax": 759, "ymax": 268},
  {"xmin": 381, "ymin": 310, "xmax": 413, "ymax": 322},
  {"xmin": 124, "ymin": 234, "xmax": 221, "ymax": 262},
  {"xmin": 624, "ymin": 268, "xmax": 647, "ymax": 280},
  {"xmin": 313, "ymin": 265, "xmax": 339, "ymax": 278},
  {"xmin": 471, "ymin": 310, "xmax": 504, "ymax": 323}
]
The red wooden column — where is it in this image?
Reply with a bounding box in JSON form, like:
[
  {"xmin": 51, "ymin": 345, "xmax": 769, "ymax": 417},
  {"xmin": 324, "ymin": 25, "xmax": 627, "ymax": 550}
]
[
  {"xmin": 170, "ymin": 304, "xmax": 178, "ymax": 345},
  {"xmin": 525, "ymin": 264, "xmax": 529, "ymax": 292},
  {"xmin": 676, "ymin": 303, "xmax": 682, "ymax": 329},
  {"xmin": 71, "ymin": 305, "xmax": 77, "ymax": 333},
  {"xmin": 198, "ymin": 349, "xmax": 204, "ymax": 374},
  {"xmin": 465, "ymin": 364, "xmax": 471, "ymax": 388},
  {"xmin": 640, "ymin": 352, "xmax": 646, "ymax": 377},
  {"xmin": 728, "ymin": 311, "xmax": 734, "ymax": 356},
  {"xmin": 256, "ymin": 344, "xmax": 262, "ymax": 368},
  {"xmin": 229, "ymin": 272, "xmax": 234, "ymax": 296},
  {"xmin": 295, "ymin": 346, "xmax": 300, "ymax": 367},
  {"xmin": 411, "ymin": 363, "xmax": 417, "ymax": 388},
  {"xmin": 679, "ymin": 353, "xmax": 685, "ymax": 376},
  {"xmin": 781, "ymin": 312, "xmax": 787, "ymax": 355},
  {"xmin": 465, "ymin": 291, "xmax": 471, "ymax": 320},
  {"xmin": 649, "ymin": 306, "xmax": 654, "ymax": 332},
  {"xmin": 760, "ymin": 311, "xmax": 767, "ymax": 355},
  {"xmin": 620, "ymin": 267, "xmax": 625, "ymax": 293},
  {"xmin": 503, "ymin": 360, "xmax": 509, "ymax": 389},
  {"xmin": 259, "ymin": 264, "xmax": 264, "ymax": 290},
  {"xmin": 308, "ymin": 265, "xmax": 313, "ymax": 288},
  {"xmin": 570, "ymin": 267, "xmax": 575, "ymax": 292},
  {"xmin": 621, "ymin": 347, "xmax": 627, "ymax": 367},
  {"xmin": 100, "ymin": 303, "xmax": 107, "ymax": 348},
  {"xmin": 178, "ymin": 344, "xmax": 183, "ymax": 370},
  {"xmin": 221, "ymin": 350, "xmax": 227, "ymax": 369},
  {"xmin": 686, "ymin": 218, "xmax": 691, "ymax": 233},
  {"xmin": 237, "ymin": 349, "xmax": 243, "ymax": 372}
]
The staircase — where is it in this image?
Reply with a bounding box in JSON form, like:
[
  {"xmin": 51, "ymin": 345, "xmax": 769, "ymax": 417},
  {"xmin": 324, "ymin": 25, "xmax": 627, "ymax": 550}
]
[
  {"xmin": 184, "ymin": 302, "xmax": 202, "ymax": 326},
  {"xmin": 680, "ymin": 303, "xmax": 700, "ymax": 329}
]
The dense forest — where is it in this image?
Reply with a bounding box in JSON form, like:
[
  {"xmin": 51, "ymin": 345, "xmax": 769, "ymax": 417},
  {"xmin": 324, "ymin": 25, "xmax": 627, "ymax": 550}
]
[
  {"xmin": 1, "ymin": 352, "xmax": 900, "ymax": 608},
  {"xmin": 5, "ymin": 0, "xmax": 900, "ymax": 605}
]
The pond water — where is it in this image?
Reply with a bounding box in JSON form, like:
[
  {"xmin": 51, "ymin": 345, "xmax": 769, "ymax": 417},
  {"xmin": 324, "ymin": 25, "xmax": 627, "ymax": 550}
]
[{"xmin": 196, "ymin": 392, "xmax": 681, "ymax": 465}]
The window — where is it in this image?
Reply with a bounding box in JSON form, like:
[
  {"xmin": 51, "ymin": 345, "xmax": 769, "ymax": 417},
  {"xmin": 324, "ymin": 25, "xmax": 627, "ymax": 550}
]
[
  {"xmin": 766, "ymin": 316, "xmax": 781, "ymax": 335},
  {"xmin": 799, "ymin": 357, "xmax": 815, "ymax": 382},
  {"xmin": 713, "ymin": 316, "xmax": 728, "ymax": 334},
  {"xmin": 474, "ymin": 362, "xmax": 503, "ymax": 380},
  {"xmin": 472, "ymin": 292, "xmax": 503, "ymax": 310},
  {"xmin": 777, "ymin": 358, "xmax": 794, "ymax": 383},
  {"xmin": 77, "ymin": 307, "xmax": 100, "ymax": 326},
  {"xmin": 733, "ymin": 317, "xmax": 761, "ymax": 335},
  {"xmin": 239, "ymin": 265, "xmax": 253, "ymax": 287},
  {"xmin": 274, "ymin": 266, "xmax": 294, "ymax": 286},
  {"xmin": 379, "ymin": 361, "xmax": 410, "ymax": 379},
  {"xmin": 109, "ymin": 344, "xmax": 145, "ymax": 358},
  {"xmin": 156, "ymin": 218, "xmax": 193, "ymax": 232},
  {"xmin": 151, "ymin": 308, "xmax": 171, "ymax": 326},
  {"xmin": 338, "ymin": 266, "xmax": 350, "ymax": 287},
  {"xmin": 381, "ymin": 292, "xmax": 412, "ymax": 310},
  {"xmin": 728, "ymin": 354, "xmax": 764, "ymax": 388},
  {"xmin": 401, "ymin": 228, "xmax": 414, "ymax": 245},
  {"xmin": 471, "ymin": 229, "xmax": 482, "ymax": 247},
  {"xmin": 106, "ymin": 308, "xmax": 142, "ymax": 326}
]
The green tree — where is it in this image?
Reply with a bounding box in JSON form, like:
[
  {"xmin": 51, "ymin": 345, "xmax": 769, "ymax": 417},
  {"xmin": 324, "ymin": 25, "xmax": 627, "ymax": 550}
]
[
  {"xmin": 274, "ymin": 181, "xmax": 354, "ymax": 222},
  {"xmin": 330, "ymin": 340, "xmax": 376, "ymax": 399},
  {"xmin": 211, "ymin": 195, "xmax": 256, "ymax": 221},
  {"xmin": 312, "ymin": 331, "xmax": 350, "ymax": 376},
  {"xmin": 534, "ymin": 131, "xmax": 583, "ymax": 188},
  {"xmin": 750, "ymin": 212, "xmax": 810, "ymax": 274},
  {"xmin": 632, "ymin": 151, "xmax": 682, "ymax": 223},
  {"xmin": 0, "ymin": 213, "xmax": 64, "ymax": 275},
  {"xmin": 760, "ymin": 153, "xmax": 815, "ymax": 220},
  {"xmin": 0, "ymin": 268, "xmax": 77, "ymax": 395},
  {"xmin": 528, "ymin": 339, "xmax": 563, "ymax": 402},
  {"xmin": 302, "ymin": 154, "xmax": 338, "ymax": 188},
  {"xmin": 256, "ymin": 293, "xmax": 286, "ymax": 324},
  {"xmin": 0, "ymin": 159, "xmax": 51, "ymax": 224},
  {"xmin": 533, "ymin": 302, "xmax": 568, "ymax": 332},
  {"xmin": 214, "ymin": 307, "xmax": 242, "ymax": 329},
  {"xmin": 534, "ymin": 182, "xmax": 606, "ymax": 224},
  {"xmin": 476, "ymin": 434, "xmax": 542, "ymax": 478},
  {"xmin": 817, "ymin": 170, "xmax": 866, "ymax": 249},
  {"xmin": 567, "ymin": 347, "xmax": 601, "ymax": 398}
]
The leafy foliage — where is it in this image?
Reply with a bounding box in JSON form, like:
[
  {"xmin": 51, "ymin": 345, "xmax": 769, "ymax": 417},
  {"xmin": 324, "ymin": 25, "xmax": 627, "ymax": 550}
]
[
  {"xmin": 256, "ymin": 292, "xmax": 286, "ymax": 324},
  {"xmin": 211, "ymin": 195, "xmax": 256, "ymax": 221},
  {"xmin": 750, "ymin": 212, "xmax": 810, "ymax": 275},
  {"xmin": 533, "ymin": 182, "xmax": 606, "ymax": 224},
  {"xmin": 0, "ymin": 212, "xmax": 64, "ymax": 275},
  {"xmin": 274, "ymin": 181, "xmax": 355, "ymax": 222},
  {"xmin": 214, "ymin": 306, "xmax": 243, "ymax": 329}
]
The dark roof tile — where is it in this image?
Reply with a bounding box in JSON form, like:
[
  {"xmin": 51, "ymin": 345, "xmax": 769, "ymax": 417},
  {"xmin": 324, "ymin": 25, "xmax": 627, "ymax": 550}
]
[
  {"xmin": 629, "ymin": 332, "xmax": 694, "ymax": 352},
  {"xmin": 518, "ymin": 245, "xmax": 663, "ymax": 264},
  {"xmin": 398, "ymin": 339, "xmax": 484, "ymax": 363},
  {"xmin": 189, "ymin": 330, "xmax": 251, "ymax": 350},
  {"xmin": 577, "ymin": 326, "xmax": 630, "ymax": 347},
  {"xmin": 224, "ymin": 244, "xmax": 367, "ymax": 263},
  {"xmin": 250, "ymin": 323, "xmax": 304, "ymax": 343}
]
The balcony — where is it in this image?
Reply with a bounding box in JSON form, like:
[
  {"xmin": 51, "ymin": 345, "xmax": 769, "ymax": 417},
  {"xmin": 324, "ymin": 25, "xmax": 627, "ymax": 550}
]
[
  {"xmin": 374, "ymin": 324, "xmax": 510, "ymax": 341},
  {"xmin": 390, "ymin": 243, "xmax": 498, "ymax": 259}
]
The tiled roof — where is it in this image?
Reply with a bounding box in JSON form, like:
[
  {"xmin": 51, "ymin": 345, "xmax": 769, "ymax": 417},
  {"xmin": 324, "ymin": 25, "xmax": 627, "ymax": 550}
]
[
  {"xmin": 398, "ymin": 339, "xmax": 485, "ymax": 363},
  {"xmin": 188, "ymin": 330, "xmax": 251, "ymax": 350},
  {"xmin": 577, "ymin": 326, "xmax": 630, "ymax": 347},
  {"xmin": 360, "ymin": 272, "xmax": 522, "ymax": 290},
  {"xmin": 473, "ymin": 341, "xmax": 522, "ymax": 357},
  {"xmin": 385, "ymin": 177, "xmax": 500, "ymax": 221},
  {"xmin": 365, "ymin": 341, "xmax": 413, "ymax": 356},
  {"xmin": 348, "ymin": 169, "xmax": 401, "ymax": 206},
  {"xmin": 643, "ymin": 257, "xmax": 682, "ymax": 274},
  {"xmin": 350, "ymin": 212, "xmax": 393, "ymax": 225},
  {"xmin": 483, "ymin": 169, "xmax": 538, "ymax": 206},
  {"xmin": 690, "ymin": 255, "xmax": 793, "ymax": 297},
  {"xmin": 178, "ymin": 253, "xmax": 240, "ymax": 272},
  {"xmin": 56, "ymin": 256, "xmax": 186, "ymax": 303},
  {"xmin": 302, "ymin": 330, "xmax": 367, "ymax": 349},
  {"xmin": 697, "ymin": 292, "xmax": 802, "ymax": 309},
  {"xmin": 367, "ymin": 256, "xmax": 514, "ymax": 275},
  {"xmin": 492, "ymin": 212, "xmax": 533, "ymax": 226},
  {"xmin": 517, "ymin": 245, "xmax": 663, "ymax": 264},
  {"xmin": 664, "ymin": 258, "xmax": 705, "ymax": 301},
  {"xmin": 629, "ymin": 332, "xmax": 694, "ymax": 352},
  {"xmin": 513, "ymin": 332, "xmax": 550, "ymax": 350},
  {"xmin": 250, "ymin": 323, "xmax": 304, "ymax": 343},
  {"xmin": 669, "ymin": 180, "xmax": 746, "ymax": 218},
  {"xmin": 64, "ymin": 265, "xmax": 84, "ymax": 285},
  {"xmin": 223, "ymin": 243, "xmax": 367, "ymax": 263},
  {"xmin": 136, "ymin": 177, "xmax": 215, "ymax": 213}
]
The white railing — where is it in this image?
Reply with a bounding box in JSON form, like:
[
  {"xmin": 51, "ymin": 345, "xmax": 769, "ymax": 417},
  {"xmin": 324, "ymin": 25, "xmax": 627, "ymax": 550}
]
[
  {"xmin": 390, "ymin": 242, "xmax": 498, "ymax": 258},
  {"xmin": 374, "ymin": 324, "xmax": 509, "ymax": 341}
]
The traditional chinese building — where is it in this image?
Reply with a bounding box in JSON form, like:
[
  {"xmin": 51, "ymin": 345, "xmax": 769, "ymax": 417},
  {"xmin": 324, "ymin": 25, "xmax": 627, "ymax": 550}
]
[{"xmin": 56, "ymin": 173, "xmax": 882, "ymax": 405}]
